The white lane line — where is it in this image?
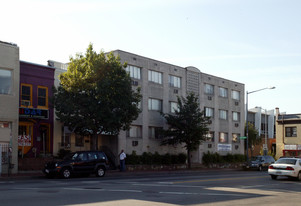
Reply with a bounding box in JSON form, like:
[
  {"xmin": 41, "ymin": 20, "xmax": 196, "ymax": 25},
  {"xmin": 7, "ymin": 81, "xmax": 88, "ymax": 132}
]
[
  {"xmin": 63, "ymin": 187, "xmax": 142, "ymax": 193},
  {"xmin": 133, "ymin": 183, "xmax": 205, "ymax": 188},
  {"xmin": 159, "ymin": 192, "xmax": 246, "ymax": 197},
  {"xmin": 241, "ymin": 185, "xmax": 265, "ymax": 189}
]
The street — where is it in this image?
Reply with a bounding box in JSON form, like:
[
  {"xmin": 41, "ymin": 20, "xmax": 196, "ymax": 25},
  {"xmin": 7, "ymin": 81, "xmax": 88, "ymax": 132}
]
[{"xmin": 0, "ymin": 169, "xmax": 301, "ymax": 206}]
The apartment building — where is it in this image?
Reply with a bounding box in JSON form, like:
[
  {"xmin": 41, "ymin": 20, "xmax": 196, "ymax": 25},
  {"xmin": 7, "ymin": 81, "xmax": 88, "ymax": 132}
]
[
  {"xmin": 112, "ymin": 50, "xmax": 245, "ymax": 163},
  {"xmin": 275, "ymin": 108, "xmax": 301, "ymax": 159},
  {"xmin": 0, "ymin": 41, "xmax": 19, "ymax": 174}
]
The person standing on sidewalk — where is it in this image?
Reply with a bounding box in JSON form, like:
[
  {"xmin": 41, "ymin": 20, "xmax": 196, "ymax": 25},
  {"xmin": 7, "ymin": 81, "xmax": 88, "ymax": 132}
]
[{"xmin": 119, "ymin": 150, "xmax": 126, "ymax": 171}]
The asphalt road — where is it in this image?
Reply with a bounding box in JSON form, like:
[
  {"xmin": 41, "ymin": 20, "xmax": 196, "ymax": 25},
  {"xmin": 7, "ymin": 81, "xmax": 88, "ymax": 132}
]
[{"xmin": 1, "ymin": 169, "xmax": 301, "ymax": 206}]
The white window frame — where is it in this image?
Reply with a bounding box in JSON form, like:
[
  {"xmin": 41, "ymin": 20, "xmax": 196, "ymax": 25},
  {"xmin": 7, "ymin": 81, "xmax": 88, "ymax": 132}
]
[
  {"xmin": 127, "ymin": 125, "xmax": 142, "ymax": 138},
  {"xmin": 205, "ymin": 107, "xmax": 214, "ymax": 118},
  {"xmin": 219, "ymin": 87, "xmax": 228, "ymax": 98},
  {"xmin": 219, "ymin": 110, "xmax": 228, "ymax": 120},
  {"xmin": 232, "ymin": 90, "xmax": 240, "ymax": 100},
  {"xmin": 149, "ymin": 126, "xmax": 163, "ymax": 139},
  {"xmin": 0, "ymin": 68, "xmax": 12, "ymax": 95},
  {"xmin": 170, "ymin": 102, "xmax": 179, "ymax": 113},
  {"xmin": 219, "ymin": 132, "xmax": 228, "ymax": 143},
  {"xmin": 125, "ymin": 65, "xmax": 141, "ymax": 79},
  {"xmin": 148, "ymin": 98, "xmax": 162, "ymax": 111},
  {"xmin": 205, "ymin": 84, "xmax": 214, "ymax": 95},
  {"xmin": 148, "ymin": 70, "xmax": 162, "ymax": 84},
  {"xmin": 169, "ymin": 75, "xmax": 181, "ymax": 88},
  {"xmin": 232, "ymin": 111, "xmax": 240, "ymax": 121}
]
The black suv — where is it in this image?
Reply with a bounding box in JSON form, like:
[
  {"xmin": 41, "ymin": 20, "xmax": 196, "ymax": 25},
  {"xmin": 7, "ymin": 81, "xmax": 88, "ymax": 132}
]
[
  {"xmin": 244, "ymin": 155, "xmax": 275, "ymax": 171},
  {"xmin": 43, "ymin": 151, "xmax": 109, "ymax": 178}
]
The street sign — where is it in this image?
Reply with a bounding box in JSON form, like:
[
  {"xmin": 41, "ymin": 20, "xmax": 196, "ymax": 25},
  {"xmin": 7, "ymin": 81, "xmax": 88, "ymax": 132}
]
[{"xmin": 239, "ymin": 136, "xmax": 247, "ymax": 140}]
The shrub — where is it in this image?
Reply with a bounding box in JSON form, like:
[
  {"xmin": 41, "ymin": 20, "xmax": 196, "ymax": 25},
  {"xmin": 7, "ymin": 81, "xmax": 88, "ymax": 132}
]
[
  {"xmin": 126, "ymin": 152, "xmax": 187, "ymax": 165},
  {"xmin": 202, "ymin": 152, "xmax": 246, "ymax": 165}
]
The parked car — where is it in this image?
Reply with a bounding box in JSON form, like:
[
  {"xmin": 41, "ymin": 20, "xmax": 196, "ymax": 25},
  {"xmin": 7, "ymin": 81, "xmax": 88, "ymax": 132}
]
[
  {"xmin": 243, "ymin": 155, "xmax": 275, "ymax": 171},
  {"xmin": 43, "ymin": 151, "xmax": 110, "ymax": 179},
  {"xmin": 268, "ymin": 157, "xmax": 301, "ymax": 180}
]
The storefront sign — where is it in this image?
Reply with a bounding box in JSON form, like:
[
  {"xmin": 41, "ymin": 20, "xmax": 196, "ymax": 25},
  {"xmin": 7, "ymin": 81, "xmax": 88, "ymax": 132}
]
[
  {"xmin": 19, "ymin": 108, "xmax": 48, "ymax": 119},
  {"xmin": 18, "ymin": 135, "xmax": 32, "ymax": 146},
  {"xmin": 217, "ymin": 144, "xmax": 232, "ymax": 152},
  {"xmin": 284, "ymin": 145, "xmax": 297, "ymax": 150}
]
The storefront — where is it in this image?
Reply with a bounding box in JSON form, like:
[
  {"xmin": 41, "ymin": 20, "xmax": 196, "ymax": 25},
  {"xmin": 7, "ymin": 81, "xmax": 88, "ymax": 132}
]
[
  {"xmin": 282, "ymin": 145, "xmax": 301, "ymax": 157},
  {"xmin": 19, "ymin": 61, "xmax": 54, "ymax": 157}
]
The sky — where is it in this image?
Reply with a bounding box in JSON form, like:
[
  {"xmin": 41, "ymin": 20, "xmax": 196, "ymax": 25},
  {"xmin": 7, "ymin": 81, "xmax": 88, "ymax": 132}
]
[{"xmin": 2, "ymin": 0, "xmax": 301, "ymax": 114}]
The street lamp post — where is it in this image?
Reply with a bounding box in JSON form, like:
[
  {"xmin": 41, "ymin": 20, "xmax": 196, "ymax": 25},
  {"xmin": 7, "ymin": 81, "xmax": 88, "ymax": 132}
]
[{"xmin": 246, "ymin": 86, "xmax": 275, "ymax": 162}]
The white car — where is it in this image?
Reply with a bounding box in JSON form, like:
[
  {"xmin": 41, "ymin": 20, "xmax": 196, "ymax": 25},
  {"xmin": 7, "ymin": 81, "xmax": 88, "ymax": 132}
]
[{"xmin": 268, "ymin": 158, "xmax": 301, "ymax": 180}]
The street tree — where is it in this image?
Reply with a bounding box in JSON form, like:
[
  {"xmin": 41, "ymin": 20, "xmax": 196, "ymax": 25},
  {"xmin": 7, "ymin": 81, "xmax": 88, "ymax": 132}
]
[
  {"xmin": 53, "ymin": 44, "xmax": 142, "ymax": 150},
  {"xmin": 245, "ymin": 122, "xmax": 261, "ymax": 157},
  {"xmin": 160, "ymin": 93, "xmax": 211, "ymax": 169}
]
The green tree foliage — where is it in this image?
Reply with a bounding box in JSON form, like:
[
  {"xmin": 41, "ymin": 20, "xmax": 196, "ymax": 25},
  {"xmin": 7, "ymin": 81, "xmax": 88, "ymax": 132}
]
[
  {"xmin": 53, "ymin": 44, "xmax": 142, "ymax": 150},
  {"xmin": 245, "ymin": 122, "xmax": 261, "ymax": 157},
  {"xmin": 160, "ymin": 93, "xmax": 211, "ymax": 169}
]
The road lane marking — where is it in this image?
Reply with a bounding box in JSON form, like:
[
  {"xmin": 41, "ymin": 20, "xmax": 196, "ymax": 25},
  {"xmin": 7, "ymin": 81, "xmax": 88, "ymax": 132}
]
[
  {"xmin": 159, "ymin": 191, "xmax": 246, "ymax": 197},
  {"xmin": 173, "ymin": 175, "xmax": 266, "ymax": 184},
  {"xmin": 133, "ymin": 183, "xmax": 205, "ymax": 188},
  {"xmin": 207, "ymin": 187, "xmax": 284, "ymax": 195}
]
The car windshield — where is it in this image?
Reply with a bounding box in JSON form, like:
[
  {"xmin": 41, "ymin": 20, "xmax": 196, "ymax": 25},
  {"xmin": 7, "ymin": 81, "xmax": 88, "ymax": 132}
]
[{"xmin": 276, "ymin": 158, "xmax": 297, "ymax": 165}]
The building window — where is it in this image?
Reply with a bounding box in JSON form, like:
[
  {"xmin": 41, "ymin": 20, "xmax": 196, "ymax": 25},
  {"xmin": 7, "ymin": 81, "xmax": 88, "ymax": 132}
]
[
  {"xmin": 148, "ymin": 98, "xmax": 162, "ymax": 111},
  {"xmin": 169, "ymin": 75, "xmax": 181, "ymax": 88},
  {"xmin": 75, "ymin": 134, "xmax": 84, "ymax": 147},
  {"xmin": 20, "ymin": 84, "xmax": 32, "ymax": 107},
  {"xmin": 206, "ymin": 131, "xmax": 215, "ymax": 142},
  {"xmin": 149, "ymin": 127, "xmax": 163, "ymax": 139},
  {"xmin": 205, "ymin": 84, "xmax": 214, "ymax": 95},
  {"xmin": 232, "ymin": 90, "xmax": 240, "ymax": 100},
  {"xmin": 219, "ymin": 132, "xmax": 228, "ymax": 143},
  {"xmin": 126, "ymin": 125, "xmax": 142, "ymax": 138},
  {"xmin": 125, "ymin": 65, "xmax": 141, "ymax": 79},
  {"xmin": 219, "ymin": 87, "xmax": 228, "ymax": 98},
  {"xmin": 232, "ymin": 112, "xmax": 240, "ymax": 121},
  {"xmin": 285, "ymin": 127, "xmax": 297, "ymax": 137},
  {"xmin": 232, "ymin": 133, "xmax": 240, "ymax": 143},
  {"xmin": 205, "ymin": 107, "xmax": 214, "ymax": 118},
  {"xmin": 170, "ymin": 102, "xmax": 179, "ymax": 113},
  {"xmin": 219, "ymin": 110, "xmax": 228, "ymax": 120},
  {"xmin": 37, "ymin": 86, "xmax": 48, "ymax": 108},
  {"xmin": 0, "ymin": 69, "xmax": 12, "ymax": 95},
  {"xmin": 148, "ymin": 70, "xmax": 162, "ymax": 84}
]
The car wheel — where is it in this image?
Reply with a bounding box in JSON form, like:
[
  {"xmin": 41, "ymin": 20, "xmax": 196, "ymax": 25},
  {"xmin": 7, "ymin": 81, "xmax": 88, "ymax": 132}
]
[
  {"xmin": 61, "ymin": 168, "xmax": 71, "ymax": 179},
  {"xmin": 271, "ymin": 175, "xmax": 277, "ymax": 180},
  {"xmin": 96, "ymin": 166, "xmax": 106, "ymax": 177},
  {"xmin": 297, "ymin": 172, "xmax": 301, "ymax": 181}
]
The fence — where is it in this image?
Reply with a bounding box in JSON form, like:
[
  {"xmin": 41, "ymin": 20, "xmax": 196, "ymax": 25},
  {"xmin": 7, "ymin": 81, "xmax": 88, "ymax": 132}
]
[{"xmin": 0, "ymin": 143, "xmax": 9, "ymax": 175}]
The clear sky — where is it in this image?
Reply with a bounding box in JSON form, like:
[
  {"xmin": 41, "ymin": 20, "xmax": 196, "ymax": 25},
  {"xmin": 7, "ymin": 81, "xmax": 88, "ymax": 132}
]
[{"xmin": 2, "ymin": 0, "xmax": 300, "ymax": 114}]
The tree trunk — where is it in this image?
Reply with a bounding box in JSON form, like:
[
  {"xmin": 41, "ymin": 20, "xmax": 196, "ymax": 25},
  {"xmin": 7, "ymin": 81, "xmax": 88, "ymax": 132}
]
[
  {"xmin": 91, "ymin": 133, "xmax": 98, "ymax": 150},
  {"xmin": 187, "ymin": 149, "xmax": 191, "ymax": 169}
]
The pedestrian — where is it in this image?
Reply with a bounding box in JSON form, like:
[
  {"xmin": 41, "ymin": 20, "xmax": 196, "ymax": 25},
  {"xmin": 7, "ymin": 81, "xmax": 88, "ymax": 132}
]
[{"xmin": 119, "ymin": 149, "xmax": 126, "ymax": 171}]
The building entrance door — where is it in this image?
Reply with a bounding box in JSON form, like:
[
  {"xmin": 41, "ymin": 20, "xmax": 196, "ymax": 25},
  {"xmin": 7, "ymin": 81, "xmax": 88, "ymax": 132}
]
[{"xmin": 39, "ymin": 125, "xmax": 50, "ymax": 156}]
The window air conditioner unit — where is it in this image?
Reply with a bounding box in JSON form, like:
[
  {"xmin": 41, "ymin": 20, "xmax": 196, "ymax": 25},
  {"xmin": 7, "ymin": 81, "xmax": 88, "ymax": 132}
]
[
  {"xmin": 235, "ymin": 123, "xmax": 239, "ymax": 127},
  {"xmin": 208, "ymin": 144, "xmax": 212, "ymax": 148},
  {"xmin": 21, "ymin": 100, "xmax": 31, "ymax": 107},
  {"xmin": 132, "ymin": 81, "xmax": 138, "ymax": 86},
  {"xmin": 208, "ymin": 96, "xmax": 212, "ymax": 100},
  {"xmin": 174, "ymin": 89, "xmax": 178, "ymax": 94},
  {"xmin": 235, "ymin": 101, "xmax": 239, "ymax": 106}
]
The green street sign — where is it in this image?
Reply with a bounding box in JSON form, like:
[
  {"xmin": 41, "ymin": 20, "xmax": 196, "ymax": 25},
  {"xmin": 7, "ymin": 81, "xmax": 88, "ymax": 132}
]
[{"xmin": 239, "ymin": 136, "xmax": 247, "ymax": 139}]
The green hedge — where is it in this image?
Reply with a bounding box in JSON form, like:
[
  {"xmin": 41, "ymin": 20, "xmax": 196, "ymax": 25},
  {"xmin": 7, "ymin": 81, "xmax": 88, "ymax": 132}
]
[
  {"xmin": 202, "ymin": 151, "xmax": 246, "ymax": 166},
  {"xmin": 126, "ymin": 151, "xmax": 187, "ymax": 165}
]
